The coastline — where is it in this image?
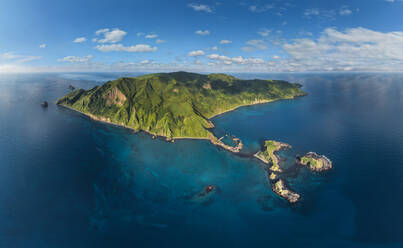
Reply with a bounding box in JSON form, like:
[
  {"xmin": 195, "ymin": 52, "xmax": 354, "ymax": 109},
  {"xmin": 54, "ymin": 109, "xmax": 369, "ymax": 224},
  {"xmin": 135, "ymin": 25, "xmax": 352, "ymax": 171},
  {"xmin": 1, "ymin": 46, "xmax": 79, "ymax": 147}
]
[
  {"xmin": 57, "ymin": 103, "xmax": 242, "ymax": 153},
  {"xmin": 56, "ymin": 92, "xmax": 304, "ymax": 155},
  {"xmin": 58, "ymin": 103, "xmax": 212, "ymax": 140},
  {"xmin": 57, "ymin": 91, "xmax": 304, "ymax": 143},
  {"xmin": 207, "ymin": 96, "xmax": 300, "ymax": 120}
]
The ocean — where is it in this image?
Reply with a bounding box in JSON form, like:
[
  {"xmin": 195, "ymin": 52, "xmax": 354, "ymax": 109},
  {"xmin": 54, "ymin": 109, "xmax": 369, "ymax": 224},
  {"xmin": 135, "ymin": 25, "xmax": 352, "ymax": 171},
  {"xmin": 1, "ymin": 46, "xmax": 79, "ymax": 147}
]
[{"xmin": 0, "ymin": 72, "xmax": 402, "ymax": 247}]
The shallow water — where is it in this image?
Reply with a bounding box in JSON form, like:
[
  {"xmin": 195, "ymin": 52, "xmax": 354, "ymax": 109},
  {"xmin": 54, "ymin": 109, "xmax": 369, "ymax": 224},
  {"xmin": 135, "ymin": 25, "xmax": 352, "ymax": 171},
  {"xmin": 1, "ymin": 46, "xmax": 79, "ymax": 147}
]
[{"xmin": 0, "ymin": 72, "xmax": 402, "ymax": 247}]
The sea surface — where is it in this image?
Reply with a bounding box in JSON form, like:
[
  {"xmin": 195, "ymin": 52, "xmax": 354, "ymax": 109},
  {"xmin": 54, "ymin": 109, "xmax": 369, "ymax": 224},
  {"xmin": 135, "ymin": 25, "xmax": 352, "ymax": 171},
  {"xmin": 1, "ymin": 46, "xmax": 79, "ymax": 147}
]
[{"xmin": 0, "ymin": 72, "xmax": 403, "ymax": 247}]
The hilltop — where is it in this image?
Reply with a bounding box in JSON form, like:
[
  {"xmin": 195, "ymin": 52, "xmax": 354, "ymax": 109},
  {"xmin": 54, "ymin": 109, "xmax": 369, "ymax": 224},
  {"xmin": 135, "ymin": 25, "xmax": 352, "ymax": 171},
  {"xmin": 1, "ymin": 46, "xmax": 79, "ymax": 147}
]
[{"xmin": 56, "ymin": 71, "xmax": 305, "ymax": 142}]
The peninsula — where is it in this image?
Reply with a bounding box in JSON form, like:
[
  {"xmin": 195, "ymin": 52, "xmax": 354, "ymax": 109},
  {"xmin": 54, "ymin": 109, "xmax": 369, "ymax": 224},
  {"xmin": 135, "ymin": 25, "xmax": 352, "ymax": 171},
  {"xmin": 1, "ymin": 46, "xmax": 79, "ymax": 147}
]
[{"xmin": 56, "ymin": 71, "xmax": 305, "ymax": 149}]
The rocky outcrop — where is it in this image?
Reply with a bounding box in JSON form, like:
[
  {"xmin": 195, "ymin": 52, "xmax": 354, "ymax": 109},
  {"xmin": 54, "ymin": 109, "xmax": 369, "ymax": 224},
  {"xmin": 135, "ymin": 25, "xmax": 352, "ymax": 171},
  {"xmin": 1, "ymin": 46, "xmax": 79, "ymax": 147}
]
[
  {"xmin": 104, "ymin": 87, "xmax": 127, "ymax": 107},
  {"xmin": 211, "ymin": 135, "xmax": 243, "ymax": 153},
  {"xmin": 272, "ymin": 179, "xmax": 300, "ymax": 203},
  {"xmin": 68, "ymin": 85, "xmax": 75, "ymax": 91},
  {"xmin": 254, "ymin": 140, "xmax": 291, "ymax": 172},
  {"xmin": 190, "ymin": 185, "xmax": 219, "ymax": 204},
  {"xmin": 297, "ymin": 152, "xmax": 332, "ymax": 172},
  {"xmin": 41, "ymin": 101, "xmax": 48, "ymax": 108}
]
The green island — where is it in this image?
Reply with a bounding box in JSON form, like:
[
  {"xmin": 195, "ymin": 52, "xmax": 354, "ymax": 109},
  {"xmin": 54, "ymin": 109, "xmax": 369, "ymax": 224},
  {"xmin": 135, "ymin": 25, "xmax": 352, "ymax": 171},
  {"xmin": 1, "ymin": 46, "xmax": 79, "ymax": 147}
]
[
  {"xmin": 56, "ymin": 71, "xmax": 332, "ymax": 204},
  {"xmin": 297, "ymin": 152, "xmax": 333, "ymax": 172},
  {"xmin": 254, "ymin": 140, "xmax": 291, "ymax": 172},
  {"xmin": 56, "ymin": 71, "xmax": 304, "ymax": 152},
  {"xmin": 254, "ymin": 140, "xmax": 333, "ymax": 203}
]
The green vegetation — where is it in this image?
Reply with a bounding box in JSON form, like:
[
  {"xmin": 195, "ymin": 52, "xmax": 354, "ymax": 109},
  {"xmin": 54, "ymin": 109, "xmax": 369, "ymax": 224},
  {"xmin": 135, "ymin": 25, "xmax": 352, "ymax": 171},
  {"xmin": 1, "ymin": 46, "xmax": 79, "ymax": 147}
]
[
  {"xmin": 300, "ymin": 156, "xmax": 320, "ymax": 168},
  {"xmin": 57, "ymin": 71, "xmax": 304, "ymax": 140},
  {"xmin": 254, "ymin": 140, "xmax": 291, "ymax": 172},
  {"xmin": 298, "ymin": 152, "xmax": 332, "ymax": 172}
]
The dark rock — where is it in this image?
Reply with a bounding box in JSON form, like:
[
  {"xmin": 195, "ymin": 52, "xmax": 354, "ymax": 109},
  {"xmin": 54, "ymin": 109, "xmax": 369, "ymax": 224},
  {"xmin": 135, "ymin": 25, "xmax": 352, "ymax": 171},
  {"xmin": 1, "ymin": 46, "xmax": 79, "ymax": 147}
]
[
  {"xmin": 41, "ymin": 101, "xmax": 48, "ymax": 108},
  {"xmin": 68, "ymin": 85, "xmax": 75, "ymax": 91}
]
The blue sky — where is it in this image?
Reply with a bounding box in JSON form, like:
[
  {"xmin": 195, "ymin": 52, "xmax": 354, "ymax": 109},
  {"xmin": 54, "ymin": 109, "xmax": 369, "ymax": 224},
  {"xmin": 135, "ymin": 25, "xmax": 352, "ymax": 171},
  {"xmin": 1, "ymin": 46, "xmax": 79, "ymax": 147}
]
[{"xmin": 1, "ymin": 0, "xmax": 403, "ymax": 73}]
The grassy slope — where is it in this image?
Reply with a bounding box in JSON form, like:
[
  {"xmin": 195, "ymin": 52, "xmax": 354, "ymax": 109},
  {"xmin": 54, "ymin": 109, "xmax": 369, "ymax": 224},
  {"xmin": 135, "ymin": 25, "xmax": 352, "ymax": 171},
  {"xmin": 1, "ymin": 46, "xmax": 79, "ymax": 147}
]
[{"xmin": 57, "ymin": 71, "xmax": 305, "ymax": 140}]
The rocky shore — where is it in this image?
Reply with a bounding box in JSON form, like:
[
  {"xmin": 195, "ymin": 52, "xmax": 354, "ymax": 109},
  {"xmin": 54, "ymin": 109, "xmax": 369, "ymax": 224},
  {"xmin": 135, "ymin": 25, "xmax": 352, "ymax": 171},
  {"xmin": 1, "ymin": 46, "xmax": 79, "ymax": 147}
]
[
  {"xmin": 272, "ymin": 179, "xmax": 300, "ymax": 203},
  {"xmin": 297, "ymin": 152, "xmax": 332, "ymax": 172},
  {"xmin": 211, "ymin": 135, "xmax": 243, "ymax": 153}
]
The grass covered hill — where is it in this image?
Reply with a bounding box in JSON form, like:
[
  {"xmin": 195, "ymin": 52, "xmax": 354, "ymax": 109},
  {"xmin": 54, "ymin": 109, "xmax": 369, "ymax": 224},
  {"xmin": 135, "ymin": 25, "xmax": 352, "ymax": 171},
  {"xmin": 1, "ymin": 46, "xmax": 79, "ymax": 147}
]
[{"xmin": 56, "ymin": 71, "xmax": 305, "ymax": 140}]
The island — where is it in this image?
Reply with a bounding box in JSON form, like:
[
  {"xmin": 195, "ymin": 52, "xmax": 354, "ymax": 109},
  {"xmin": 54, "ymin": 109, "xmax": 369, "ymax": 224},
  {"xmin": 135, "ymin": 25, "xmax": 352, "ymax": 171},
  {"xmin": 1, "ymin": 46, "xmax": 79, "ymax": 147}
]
[
  {"xmin": 254, "ymin": 140, "xmax": 301, "ymax": 203},
  {"xmin": 272, "ymin": 179, "xmax": 300, "ymax": 203},
  {"xmin": 56, "ymin": 71, "xmax": 304, "ymax": 153},
  {"xmin": 254, "ymin": 140, "xmax": 291, "ymax": 172},
  {"xmin": 56, "ymin": 72, "xmax": 334, "ymax": 204},
  {"xmin": 297, "ymin": 152, "xmax": 333, "ymax": 172}
]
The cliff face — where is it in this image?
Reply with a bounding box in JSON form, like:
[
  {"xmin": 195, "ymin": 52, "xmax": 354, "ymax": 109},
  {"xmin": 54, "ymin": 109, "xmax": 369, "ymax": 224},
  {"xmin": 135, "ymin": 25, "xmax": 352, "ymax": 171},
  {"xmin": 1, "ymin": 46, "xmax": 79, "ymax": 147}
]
[{"xmin": 56, "ymin": 71, "xmax": 305, "ymax": 140}]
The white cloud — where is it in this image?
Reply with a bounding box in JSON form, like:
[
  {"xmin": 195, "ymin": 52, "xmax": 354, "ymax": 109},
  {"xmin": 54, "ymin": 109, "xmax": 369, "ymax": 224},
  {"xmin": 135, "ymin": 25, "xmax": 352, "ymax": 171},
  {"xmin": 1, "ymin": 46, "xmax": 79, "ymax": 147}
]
[
  {"xmin": 95, "ymin": 44, "xmax": 157, "ymax": 52},
  {"xmin": 206, "ymin": 46, "xmax": 218, "ymax": 51},
  {"xmin": 73, "ymin": 37, "xmax": 87, "ymax": 43},
  {"xmin": 58, "ymin": 55, "xmax": 93, "ymax": 63},
  {"xmin": 156, "ymin": 39, "xmax": 166, "ymax": 44},
  {"xmin": 0, "ymin": 52, "xmax": 21, "ymax": 60},
  {"xmin": 339, "ymin": 6, "xmax": 352, "ymax": 16},
  {"xmin": 258, "ymin": 28, "xmax": 271, "ymax": 37},
  {"xmin": 188, "ymin": 3, "xmax": 212, "ymax": 13},
  {"xmin": 249, "ymin": 4, "xmax": 274, "ymax": 13},
  {"xmin": 207, "ymin": 54, "xmax": 264, "ymax": 64},
  {"xmin": 0, "ymin": 52, "xmax": 41, "ymax": 63},
  {"xmin": 9, "ymin": 27, "xmax": 403, "ymax": 73},
  {"xmin": 219, "ymin": 40, "xmax": 232, "ymax": 44},
  {"xmin": 242, "ymin": 40, "xmax": 268, "ymax": 52},
  {"xmin": 145, "ymin": 34, "xmax": 158, "ymax": 39},
  {"xmin": 304, "ymin": 8, "xmax": 336, "ymax": 20},
  {"xmin": 141, "ymin": 60, "xmax": 150, "ymax": 65},
  {"xmin": 304, "ymin": 8, "xmax": 320, "ymax": 16},
  {"xmin": 137, "ymin": 32, "xmax": 145, "ymax": 37},
  {"xmin": 17, "ymin": 56, "xmax": 42, "ymax": 63},
  {"xmin": 94, "ymin": 28, "xmax": 127, "ymax": 43},
  {"xmin": 188, "ymin": 50, "xmax": 205, "ymax": 56},
  {"xmin": 95, "ymin": 28, "xmax": 109, "ymax": 35},
  {"xmin": 39, "ymin": 44, "xmax": 47, "ymax": 48},
  {"xmin": 281, "ymin": 27, "xmax": 403, "ymax": 71},
  {"xmin": 195, "ymin": 30, "xmax": 210, "ymax": 36}
]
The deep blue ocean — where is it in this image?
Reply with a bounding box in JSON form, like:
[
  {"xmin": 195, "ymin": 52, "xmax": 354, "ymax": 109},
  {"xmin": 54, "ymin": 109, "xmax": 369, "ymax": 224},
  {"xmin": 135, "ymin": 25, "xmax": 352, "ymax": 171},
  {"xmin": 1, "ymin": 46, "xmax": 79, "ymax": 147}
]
[{"xmin": 1, "ymin": 72, "xmax": 403, "ymax": 247}]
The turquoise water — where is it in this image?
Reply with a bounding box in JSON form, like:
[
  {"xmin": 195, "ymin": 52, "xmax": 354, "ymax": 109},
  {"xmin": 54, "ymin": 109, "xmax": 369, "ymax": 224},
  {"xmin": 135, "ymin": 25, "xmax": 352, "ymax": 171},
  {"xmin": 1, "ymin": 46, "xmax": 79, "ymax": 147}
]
[{"xmin": 0, "ymin": 73, "xmax": 403, "ymax": 247}]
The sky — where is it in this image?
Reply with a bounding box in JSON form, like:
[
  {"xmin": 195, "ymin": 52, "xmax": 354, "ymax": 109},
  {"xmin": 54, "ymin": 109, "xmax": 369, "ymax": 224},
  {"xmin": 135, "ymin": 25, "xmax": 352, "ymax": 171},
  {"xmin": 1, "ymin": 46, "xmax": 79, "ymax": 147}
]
[{"xmin": 1, "ymin": 0, "xmax": 403, "ymax": 73}]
